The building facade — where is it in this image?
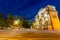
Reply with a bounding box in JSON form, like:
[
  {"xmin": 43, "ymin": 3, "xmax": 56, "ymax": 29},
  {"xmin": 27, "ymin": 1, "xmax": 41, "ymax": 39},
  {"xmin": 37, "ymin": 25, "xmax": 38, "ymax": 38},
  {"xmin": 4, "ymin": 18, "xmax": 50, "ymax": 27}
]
[{"xmin": 34, "ymin": 5, "xmax": 60, "ymax": 30}]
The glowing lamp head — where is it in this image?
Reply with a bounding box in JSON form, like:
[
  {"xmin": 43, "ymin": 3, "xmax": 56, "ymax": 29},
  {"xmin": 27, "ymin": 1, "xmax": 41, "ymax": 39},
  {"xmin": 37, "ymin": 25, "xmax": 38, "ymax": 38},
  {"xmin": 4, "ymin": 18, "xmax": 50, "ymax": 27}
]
[{"xmin": 13, "ymin": 19, "xmax": 20, "ymax": 26}]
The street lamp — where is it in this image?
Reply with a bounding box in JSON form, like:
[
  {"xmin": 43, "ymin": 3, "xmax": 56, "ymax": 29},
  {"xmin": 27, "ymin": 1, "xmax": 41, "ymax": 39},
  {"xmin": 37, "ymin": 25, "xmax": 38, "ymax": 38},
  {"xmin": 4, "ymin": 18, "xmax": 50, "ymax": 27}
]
[{"xmin": 13, "ymin": 19, "xmax": 20, "ymax": 26}]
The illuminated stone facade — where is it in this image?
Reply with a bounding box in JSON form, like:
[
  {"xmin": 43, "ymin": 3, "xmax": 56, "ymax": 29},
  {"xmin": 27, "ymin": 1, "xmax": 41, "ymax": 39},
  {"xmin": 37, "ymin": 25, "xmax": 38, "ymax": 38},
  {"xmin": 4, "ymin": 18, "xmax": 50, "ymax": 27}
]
[{"xmin": 34, "ymin": 5, "xmax": 60, "ymax": 30}]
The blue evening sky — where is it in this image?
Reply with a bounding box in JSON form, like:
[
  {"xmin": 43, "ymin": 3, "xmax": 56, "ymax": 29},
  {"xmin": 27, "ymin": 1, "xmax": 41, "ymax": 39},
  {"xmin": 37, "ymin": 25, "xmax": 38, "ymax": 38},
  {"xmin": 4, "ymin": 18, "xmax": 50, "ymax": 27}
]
[{"xmin": 0, "ymin": 0, "xmax": 60, "ymax": 20}]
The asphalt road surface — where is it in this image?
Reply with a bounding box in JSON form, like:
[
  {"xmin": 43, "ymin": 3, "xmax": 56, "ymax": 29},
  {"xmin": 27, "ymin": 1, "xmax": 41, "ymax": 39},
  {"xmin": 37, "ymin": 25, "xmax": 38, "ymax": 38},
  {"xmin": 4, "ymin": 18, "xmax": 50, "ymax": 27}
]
[{"xmin": 0, "ymin": 29, "xmax": 60, "ymax": 40}]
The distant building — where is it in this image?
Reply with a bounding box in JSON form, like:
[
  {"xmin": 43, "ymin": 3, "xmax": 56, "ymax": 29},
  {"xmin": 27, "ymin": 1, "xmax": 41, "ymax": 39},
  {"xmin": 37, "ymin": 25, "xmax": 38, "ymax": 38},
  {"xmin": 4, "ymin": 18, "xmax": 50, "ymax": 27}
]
[{"xmin": 34, "ymin": 5, "xmax": 60, "ymax": 30}]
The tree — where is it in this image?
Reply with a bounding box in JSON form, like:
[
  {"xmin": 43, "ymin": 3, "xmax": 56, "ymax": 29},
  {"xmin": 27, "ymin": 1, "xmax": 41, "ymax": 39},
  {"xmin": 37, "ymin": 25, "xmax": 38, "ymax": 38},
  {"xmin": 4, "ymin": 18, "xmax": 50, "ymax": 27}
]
[
  {"xmin": 4, "ymin": 13, "xmax": 13, "ymax": 28},
  {"xmin": 22, "ymin": 20, "xmax": 31, "ymax": 28},
  {"xmin": 0, "ymin": 13, "xmax": 4, "ymax": 29},
  {"xmin": 0, "ymin": 13, "xmax": 4, "ymax": 19}
]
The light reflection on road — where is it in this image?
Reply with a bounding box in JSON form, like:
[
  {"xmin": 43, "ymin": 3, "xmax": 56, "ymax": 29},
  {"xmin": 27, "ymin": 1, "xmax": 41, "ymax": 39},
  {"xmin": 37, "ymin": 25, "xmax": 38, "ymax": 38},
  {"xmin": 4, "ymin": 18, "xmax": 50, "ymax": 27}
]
[{"xmin": 0, "ymin": 29, "xmax": 60, "ymax": 38}]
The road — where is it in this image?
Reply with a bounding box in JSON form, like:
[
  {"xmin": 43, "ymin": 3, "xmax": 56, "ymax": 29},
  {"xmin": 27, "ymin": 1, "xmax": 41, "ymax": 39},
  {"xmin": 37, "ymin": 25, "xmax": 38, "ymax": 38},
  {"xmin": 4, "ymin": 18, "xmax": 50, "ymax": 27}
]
[{"xmin": 0, "ymin": 29, "xmax": 60, "ymax": 40}]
